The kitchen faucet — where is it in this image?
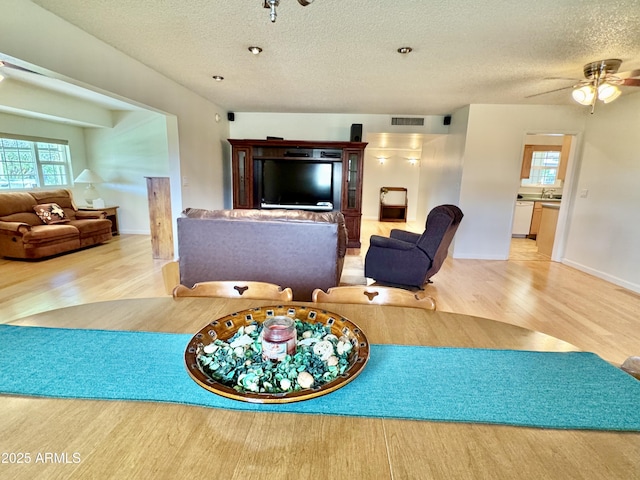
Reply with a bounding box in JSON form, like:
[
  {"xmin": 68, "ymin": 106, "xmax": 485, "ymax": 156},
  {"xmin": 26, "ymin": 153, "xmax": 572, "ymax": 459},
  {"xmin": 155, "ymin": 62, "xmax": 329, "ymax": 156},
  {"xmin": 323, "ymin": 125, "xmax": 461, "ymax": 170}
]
[{"xmin": 541, "ymin": 188, "xmax": 555, "ymax": 199}]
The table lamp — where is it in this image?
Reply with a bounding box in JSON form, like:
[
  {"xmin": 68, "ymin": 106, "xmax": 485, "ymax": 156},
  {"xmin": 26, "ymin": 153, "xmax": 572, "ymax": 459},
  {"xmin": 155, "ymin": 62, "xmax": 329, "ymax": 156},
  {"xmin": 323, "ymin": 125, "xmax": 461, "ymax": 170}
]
[{"xmin": 74, "ymin": 169, "xmax": 105, "ymax": 207}]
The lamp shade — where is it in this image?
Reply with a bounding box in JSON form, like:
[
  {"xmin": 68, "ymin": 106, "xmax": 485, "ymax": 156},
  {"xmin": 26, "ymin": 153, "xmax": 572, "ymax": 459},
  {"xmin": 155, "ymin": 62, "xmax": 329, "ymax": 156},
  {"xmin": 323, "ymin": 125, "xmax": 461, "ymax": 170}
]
[
  {"xmin": 571, "ymin": 85, "xmax": 595, "ymax": 105},
  {"xmin": 74, "ymin": 169, "xmax": 104, "ymax": 184},
  {"xmin": 597, "ymin": 83, "xmax": 621, "ymax": 104}
]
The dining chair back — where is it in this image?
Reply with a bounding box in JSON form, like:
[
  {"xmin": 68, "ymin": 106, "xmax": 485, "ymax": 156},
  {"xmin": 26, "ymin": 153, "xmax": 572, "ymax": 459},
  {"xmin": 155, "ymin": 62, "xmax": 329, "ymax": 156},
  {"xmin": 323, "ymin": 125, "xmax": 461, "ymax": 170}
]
[
  {"xmin": 172, "ymin": 281, "xmax": 293, "ymax": 302},
  {"xmin": 162, "ymin": 261, "xmax": 180, "ymax": 295},
  {"xmin": 312, "ymin": 285, "xmax": 436, "ymax": 310},
  {"xmin": 621, "ymin": 356, "xmax": 640, "ymax": 380}
]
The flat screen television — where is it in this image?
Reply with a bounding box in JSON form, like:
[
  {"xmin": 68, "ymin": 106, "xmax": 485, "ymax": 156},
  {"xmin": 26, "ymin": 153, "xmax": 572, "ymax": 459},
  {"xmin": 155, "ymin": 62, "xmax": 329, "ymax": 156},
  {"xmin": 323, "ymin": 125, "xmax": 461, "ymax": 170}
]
[{"xmin": 261, "ymin": 160, "xmax": 334, "ymax": 209}]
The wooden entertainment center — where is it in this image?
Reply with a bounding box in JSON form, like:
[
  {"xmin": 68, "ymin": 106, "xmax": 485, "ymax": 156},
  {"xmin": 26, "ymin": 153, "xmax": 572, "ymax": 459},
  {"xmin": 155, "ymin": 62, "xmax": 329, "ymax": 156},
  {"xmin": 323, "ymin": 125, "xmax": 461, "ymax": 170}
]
[{"xmin": 228, "ymin": 139, "xmax": 367, "ymax": 248}]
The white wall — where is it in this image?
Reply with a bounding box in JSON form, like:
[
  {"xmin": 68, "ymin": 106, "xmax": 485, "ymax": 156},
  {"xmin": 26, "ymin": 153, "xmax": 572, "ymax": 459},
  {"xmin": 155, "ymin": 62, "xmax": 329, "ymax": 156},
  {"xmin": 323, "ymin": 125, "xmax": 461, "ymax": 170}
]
[
  {"xmin": 0, "ymin": 79, "xmax": 113, "ymax": 128},
  {"xmin": 562, "ymin": 92, "xmax": 640, "ymax": 292},
  {"xmin": 83, "ymin": 111, "xmax": 171, "ymax": 234},
  {"xmin": 453, "ymin": 104, "xmax": 586, "ymax": 260},
  {"xmin": 362, "ymin": 152, "xmax": 421, "ymax": 220},
  {"xmin": 416, "ymin": 106, "xmax": 469, "ymax": 224},
  {"xmin": 229, "ymin": 112, "xmax": 448, "ymax": 142}
]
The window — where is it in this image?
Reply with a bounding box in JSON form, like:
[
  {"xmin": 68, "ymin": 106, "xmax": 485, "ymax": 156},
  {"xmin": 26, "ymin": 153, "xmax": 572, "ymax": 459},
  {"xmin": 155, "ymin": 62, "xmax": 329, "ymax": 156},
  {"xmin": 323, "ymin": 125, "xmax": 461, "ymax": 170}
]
[
  {"xmin": 0, "ymin": 134, "xmax": 72, "ymax": 190},
  {"xmin": 520, "ymin": 145, "xmax": 563, "ymax": 187}
]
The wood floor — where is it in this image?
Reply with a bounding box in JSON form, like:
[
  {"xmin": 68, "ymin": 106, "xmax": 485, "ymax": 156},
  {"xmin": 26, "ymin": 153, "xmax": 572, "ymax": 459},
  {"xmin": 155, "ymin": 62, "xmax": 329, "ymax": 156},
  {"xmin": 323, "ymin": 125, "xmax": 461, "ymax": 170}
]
[{"xmin": 1, "ymin": 220, "xmax": 638, "ymax": 365}]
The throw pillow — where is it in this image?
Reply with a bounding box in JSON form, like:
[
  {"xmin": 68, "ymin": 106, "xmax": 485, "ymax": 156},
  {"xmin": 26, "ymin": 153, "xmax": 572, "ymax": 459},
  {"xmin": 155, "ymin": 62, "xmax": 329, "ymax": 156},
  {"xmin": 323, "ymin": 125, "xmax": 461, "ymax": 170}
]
[{"xmin": 33, "ymin": 203, "xmax": 70, "ymax": 225}]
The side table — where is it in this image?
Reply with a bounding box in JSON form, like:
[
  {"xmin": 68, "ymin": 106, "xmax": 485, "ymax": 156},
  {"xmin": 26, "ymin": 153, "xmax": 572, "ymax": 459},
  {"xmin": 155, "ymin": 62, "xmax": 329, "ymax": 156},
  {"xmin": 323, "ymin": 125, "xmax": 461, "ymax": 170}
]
[
  {"xmin": 379, "ymin": 187, "xmax": 407, "ymax": 222},
  {"xmin": 78, "ymin": 205, "xmax": 120, "ymax": 235}
]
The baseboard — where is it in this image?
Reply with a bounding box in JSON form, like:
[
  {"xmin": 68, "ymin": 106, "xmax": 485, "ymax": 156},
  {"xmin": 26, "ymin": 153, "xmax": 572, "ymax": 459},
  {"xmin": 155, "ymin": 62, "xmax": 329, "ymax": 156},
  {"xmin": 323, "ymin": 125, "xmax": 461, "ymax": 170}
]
[
  {"xmin": 363, "ymin": 215, "xmax": 418, "ymax": 222},
  {"xmin": 452, "ymin": 253, "xmax": 509, "ymax": 260},
  {"xmin": 118, "ymin": 229, "xmax": 150, "ymax": 235},
  {"xmin": 562, "ymin": 259, "xmax": 640, "ymax": 294}
]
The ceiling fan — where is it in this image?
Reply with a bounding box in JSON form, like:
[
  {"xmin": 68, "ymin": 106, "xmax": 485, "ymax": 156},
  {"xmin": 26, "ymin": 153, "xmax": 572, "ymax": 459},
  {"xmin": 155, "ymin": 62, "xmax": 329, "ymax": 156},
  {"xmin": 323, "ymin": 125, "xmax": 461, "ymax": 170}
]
[
  {"xmin": 263, "ymin": 0, "xmax": 313, "ymax": 22},
  {"xmin": 527, "ymin": 59, "xmax": 640, "ymax": 114}
]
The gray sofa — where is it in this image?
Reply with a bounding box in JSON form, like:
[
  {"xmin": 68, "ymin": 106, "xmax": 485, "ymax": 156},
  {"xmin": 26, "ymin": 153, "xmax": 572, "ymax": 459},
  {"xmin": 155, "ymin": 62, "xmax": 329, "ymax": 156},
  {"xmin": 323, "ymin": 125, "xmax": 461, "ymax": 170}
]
[{"xmin": 177, "ymin": 208, "xmax": 348, "ymax": 301}]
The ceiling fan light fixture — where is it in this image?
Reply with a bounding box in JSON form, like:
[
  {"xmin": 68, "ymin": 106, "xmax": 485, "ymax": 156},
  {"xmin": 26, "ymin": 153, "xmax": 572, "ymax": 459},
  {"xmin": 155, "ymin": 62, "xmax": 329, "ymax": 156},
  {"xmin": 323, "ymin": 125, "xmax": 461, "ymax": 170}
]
[
  {"xmin": 262, "ymin": 0, "xmax": 314, "ymax": 22},
  {"xmin": 263, "ymin": 0, "xmax": 279, "ymax": 22},
  {"xmin": 597, "ymin": 83, "xmax": 621, "ymax": 103},
  {"xmin": 572, "ymin": 85, "xmax": 595, "ymax": 105}
]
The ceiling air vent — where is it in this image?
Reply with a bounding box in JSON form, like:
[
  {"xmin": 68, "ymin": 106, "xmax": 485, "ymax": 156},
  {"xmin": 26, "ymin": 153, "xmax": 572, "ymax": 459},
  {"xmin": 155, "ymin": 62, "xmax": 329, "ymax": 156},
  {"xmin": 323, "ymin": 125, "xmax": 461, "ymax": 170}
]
[{"xmin": 391, "ymin": 117, "xmax": 424, "ymax": 126}]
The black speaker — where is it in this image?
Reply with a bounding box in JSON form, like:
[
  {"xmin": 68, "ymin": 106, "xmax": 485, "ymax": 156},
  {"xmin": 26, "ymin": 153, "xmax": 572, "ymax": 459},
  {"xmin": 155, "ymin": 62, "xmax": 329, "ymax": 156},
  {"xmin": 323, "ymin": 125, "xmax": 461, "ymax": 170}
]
[
  {"xmin": 227, "ymin": 112, "xmax": 235, "ymax": 121},
  {"xmin": 443, "ymin": 115, "xmax": 451, "ymax": 126},
  {"xmin": 350, "ymin": 123, "xmax": 363, "ymax": 142}
]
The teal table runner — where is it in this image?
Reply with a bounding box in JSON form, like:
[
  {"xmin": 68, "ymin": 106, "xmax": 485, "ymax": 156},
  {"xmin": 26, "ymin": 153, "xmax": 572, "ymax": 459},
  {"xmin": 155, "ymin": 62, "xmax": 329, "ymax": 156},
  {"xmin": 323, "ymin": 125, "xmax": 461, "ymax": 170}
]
[{"xmin": 1, "ymin": 325, "xmax": 638, "ymax": 431}]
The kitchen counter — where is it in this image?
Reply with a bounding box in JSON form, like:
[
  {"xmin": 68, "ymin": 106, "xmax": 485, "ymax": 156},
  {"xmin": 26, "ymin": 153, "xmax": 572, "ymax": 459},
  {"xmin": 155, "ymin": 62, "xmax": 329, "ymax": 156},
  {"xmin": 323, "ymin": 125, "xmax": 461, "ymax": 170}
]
[
  {"xmin": 524, "ymin": 198, "xmax": 562, "ymax": 239},
  {"xmin": 537, "ymin": 203, "xmax": 560, "ymax": 257},
  {"xmin": 518, "ymin": 195, "xmax": 562, "ymax": 202}
]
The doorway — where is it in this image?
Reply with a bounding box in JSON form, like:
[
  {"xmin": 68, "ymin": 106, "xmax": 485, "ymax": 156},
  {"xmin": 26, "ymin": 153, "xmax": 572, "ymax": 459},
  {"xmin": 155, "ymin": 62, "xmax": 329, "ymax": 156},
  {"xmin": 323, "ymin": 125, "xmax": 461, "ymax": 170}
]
[
  {"xmin": 509, "ymin": 237, "xmax": 549, "ymax": 261},
  {"xmin": 509, "ymin": 133, "xmax": 579, "ymax": 262}
]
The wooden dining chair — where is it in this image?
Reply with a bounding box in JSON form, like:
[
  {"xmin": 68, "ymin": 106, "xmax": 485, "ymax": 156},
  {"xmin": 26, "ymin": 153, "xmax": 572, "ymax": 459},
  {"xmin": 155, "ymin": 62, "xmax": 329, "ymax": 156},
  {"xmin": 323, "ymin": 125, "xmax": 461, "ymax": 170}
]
[
  {"xmin": 312, "ymin": 285, "xmax": 436, "ymax": 310},
  {"xmin": 620, "ymin": 356, "xmax": 640, "ymax": 380},
  {"xmin": 172, "ymin": 281, "xmax": 293, "ymax": 302},
  {"xmin": 162, "ymin": 260, "xmax": 180, "ymax": 295}
]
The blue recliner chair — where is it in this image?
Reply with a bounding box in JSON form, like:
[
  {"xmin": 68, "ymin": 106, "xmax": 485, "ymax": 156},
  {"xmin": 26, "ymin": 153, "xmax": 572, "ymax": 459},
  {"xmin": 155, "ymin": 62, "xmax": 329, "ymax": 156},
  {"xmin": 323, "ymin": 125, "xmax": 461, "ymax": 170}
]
[{"xmin": 364, "ymin": 204, "xmax": 463, "ymax": 288}]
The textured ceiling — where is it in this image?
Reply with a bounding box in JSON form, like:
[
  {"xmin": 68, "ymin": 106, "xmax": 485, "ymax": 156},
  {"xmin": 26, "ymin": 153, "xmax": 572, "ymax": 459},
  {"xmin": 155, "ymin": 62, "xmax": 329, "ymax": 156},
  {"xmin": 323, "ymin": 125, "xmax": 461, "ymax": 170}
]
[{"xmin": 25, "ymin": 0, "xmax": 640, "ymax": 115}]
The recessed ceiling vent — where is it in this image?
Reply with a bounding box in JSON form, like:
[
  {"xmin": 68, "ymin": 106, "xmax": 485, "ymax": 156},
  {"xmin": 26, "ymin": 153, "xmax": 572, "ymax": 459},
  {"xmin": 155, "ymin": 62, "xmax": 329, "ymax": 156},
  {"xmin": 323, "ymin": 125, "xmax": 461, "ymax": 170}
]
[{"xmin": 391, "ymin": 117, "xmax": 424, "ymax": 126}]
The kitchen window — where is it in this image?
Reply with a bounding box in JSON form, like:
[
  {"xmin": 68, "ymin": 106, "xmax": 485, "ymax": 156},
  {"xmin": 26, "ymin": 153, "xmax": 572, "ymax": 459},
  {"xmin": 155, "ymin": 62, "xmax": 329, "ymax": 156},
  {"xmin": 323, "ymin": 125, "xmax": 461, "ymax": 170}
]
[
  {"xmin": 520, "ymin": 145, "xmax": 563, "ymax": 187},
  {"xmin": 0, "ymin": 134, "xmax": 72, "ymax": 190}
]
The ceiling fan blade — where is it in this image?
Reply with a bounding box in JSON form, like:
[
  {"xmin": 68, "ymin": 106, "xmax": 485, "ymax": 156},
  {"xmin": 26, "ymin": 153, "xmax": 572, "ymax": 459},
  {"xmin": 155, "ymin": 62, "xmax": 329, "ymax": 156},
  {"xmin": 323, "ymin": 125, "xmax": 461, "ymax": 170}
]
[
  {"xmin": 621, "ymin": 78, "xmax": 640, "ymax": 87},
  {"xmin": 617, "ymin": 69, "xmax": 640, "ymax": 79},
  {"xmin": 0, "ymin": 61, "xmax": 42, "ymax": 75},
  {"xmin": 525, "ymin": 84, "xmax": 575, "ymax": 98},
  {"xmin": 544, "ymin": 76, "xmax": 581, "ymax": 81}
]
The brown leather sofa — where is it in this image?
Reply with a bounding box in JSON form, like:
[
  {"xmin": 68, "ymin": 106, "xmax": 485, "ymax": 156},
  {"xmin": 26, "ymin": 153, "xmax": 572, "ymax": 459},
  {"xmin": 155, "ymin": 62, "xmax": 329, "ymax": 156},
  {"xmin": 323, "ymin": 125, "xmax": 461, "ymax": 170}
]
[
  {"xmin": 177, "ymin": 208, "xmax": 348, "ymax": 301},
  {"xmin": 0, "ymin": 189, "xmax": 113, "ymax": 259}
]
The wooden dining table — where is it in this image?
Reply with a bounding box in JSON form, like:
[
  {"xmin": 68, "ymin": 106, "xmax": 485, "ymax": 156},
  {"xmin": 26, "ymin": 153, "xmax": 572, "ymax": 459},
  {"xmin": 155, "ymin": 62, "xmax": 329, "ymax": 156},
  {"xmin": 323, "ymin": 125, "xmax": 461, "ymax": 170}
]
[{"xmin": 1, "ymin": 297, "xmax": 639, "ymax": 479}]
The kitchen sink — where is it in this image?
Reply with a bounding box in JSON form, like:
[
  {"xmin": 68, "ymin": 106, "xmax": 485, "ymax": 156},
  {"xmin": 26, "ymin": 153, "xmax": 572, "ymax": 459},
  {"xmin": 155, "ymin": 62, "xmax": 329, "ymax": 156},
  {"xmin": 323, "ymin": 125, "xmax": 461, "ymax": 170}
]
[{"xmin": 518, "ymin": 194, "xmax": 562, "ymax": 201}]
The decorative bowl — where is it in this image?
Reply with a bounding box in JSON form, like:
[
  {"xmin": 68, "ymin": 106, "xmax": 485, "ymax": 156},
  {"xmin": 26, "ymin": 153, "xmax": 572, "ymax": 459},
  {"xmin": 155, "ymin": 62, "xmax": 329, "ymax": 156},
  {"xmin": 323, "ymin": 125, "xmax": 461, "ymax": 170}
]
[{"xmin": 184, "ymin": 305, "xmax": 370, "ymax": 403}]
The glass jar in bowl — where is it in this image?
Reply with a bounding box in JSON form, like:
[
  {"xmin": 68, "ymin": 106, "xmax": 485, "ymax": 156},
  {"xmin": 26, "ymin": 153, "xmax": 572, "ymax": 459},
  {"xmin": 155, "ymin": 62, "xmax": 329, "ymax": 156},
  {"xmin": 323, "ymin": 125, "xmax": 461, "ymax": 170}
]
[{"xmin": 261, "ymin": 316, "xmax": 297, "ymax": 361}]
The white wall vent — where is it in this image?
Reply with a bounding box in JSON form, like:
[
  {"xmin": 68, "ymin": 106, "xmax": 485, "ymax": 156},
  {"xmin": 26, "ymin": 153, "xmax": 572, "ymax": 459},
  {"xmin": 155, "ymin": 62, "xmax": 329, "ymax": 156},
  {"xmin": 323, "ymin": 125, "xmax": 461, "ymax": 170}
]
[{"xmin": 391, "ymin": 117, "xmax": 425, "ymax": 126}]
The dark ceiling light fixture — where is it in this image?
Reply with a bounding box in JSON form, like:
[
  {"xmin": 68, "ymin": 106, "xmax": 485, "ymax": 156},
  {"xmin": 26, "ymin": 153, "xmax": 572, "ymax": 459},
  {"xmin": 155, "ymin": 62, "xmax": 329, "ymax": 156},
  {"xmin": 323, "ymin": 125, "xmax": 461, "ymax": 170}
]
[
  {"xmin": 397, "ymin": 47, "xmax": 413, "ymax": 54},
  {"xmin": 263, "ymin": 0, "xmax": 314, "ymax": 23},
  {"xmin": 212, "ymin": 75, "xmax": 224, "ymax": 82},
  {"xmin": 248, "ymin": 46, "xmax": 263, "ymax": 55}
]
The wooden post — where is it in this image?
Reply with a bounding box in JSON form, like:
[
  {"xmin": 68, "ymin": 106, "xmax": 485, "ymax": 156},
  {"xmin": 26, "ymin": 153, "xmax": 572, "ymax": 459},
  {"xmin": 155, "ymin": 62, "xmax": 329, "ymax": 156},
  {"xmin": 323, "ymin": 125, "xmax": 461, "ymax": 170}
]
[{"xmin": 145, "ymin": 176, "xmax": 174, "ymax": 259}]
